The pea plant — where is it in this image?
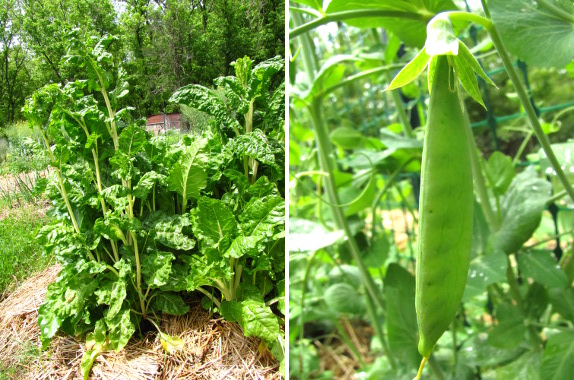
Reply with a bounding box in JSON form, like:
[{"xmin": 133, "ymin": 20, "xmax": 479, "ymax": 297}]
[
  {"xmin": 290, "ymin": 0, "xmax": 574, "ymax": 379},
  {"xmin": 25, "ymin": 30, "xmax": 285, "ymax": 378}
]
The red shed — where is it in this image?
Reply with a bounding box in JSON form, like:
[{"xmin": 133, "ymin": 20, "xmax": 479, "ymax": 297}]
[{"xmin": 146, "ymin": 113, "xmax": 184, "ymax": 134}]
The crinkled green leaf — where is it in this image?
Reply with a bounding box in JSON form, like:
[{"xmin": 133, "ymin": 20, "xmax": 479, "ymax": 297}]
[
  {"xmin": 223, "ymin": 169, "xmax": 250, "ymax": 195},
  {"xmin": 167, "ymin": 140, "xmax": 208, "ymax": 210},
  {"xmin": 220, "ymin": 284, "xmax": 280, "ymax": 343},
  {"xmin": 94, "ymin": 216, "xmax": 128, "ymax": 244},
  {"xmin": 169, "ymin": 84, "xmax": 242, "ymax": 133},
  {"xmin": 248, "ymin": 176, "xmax": 278, "ymax": 198},
  {"xmin": 106, "ymin": 308, "xmax": 135, "ymax": 351},
  {"xmin": 133, "ymin": 171, "xmax": 166, "ymax": 199},
  {"xmin": 153, "ymin": 214, "xmax": 195, "ymax": 250},
  {"xmin": 240, "ymin": 195, "xmax": 284, "ymax": 238},
  {"xmin": 142, "ymin": 250, "xmax": 175, "ymax": 288},
  {"xmin": 248, "ymin": 56, "xmax": 284, "ymax": 102},
  {"xmin": 38, "ymin": 301, "xmax": 63, "ymax": 349},
  {"xmin": 101, "ymin": 185, "xmax": 129, "ymax": 210},
  {"xmin": 224, "ymin": 235, "xmax": 263, "ymax": 258},
  {"xmin": 153, "ymin": 292, "xmax": 190, "ymax": 315},
  {"xmin": 192, "ymin": 197, "xmax": 238, "ymax": 245},
  {"xmin": 277, "ymin": 279, "xmax": 285, "ymax": 315},
  {"xmin": 227, "ymin": 129, "xmax": 281, "ymax": 171},
  {"xmin": 107, "ymin": 279, "xmax": 127, "ymax": 320}
]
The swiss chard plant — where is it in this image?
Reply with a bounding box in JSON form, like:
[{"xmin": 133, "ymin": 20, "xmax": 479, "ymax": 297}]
[{"xmin": 25, "ymin": 30, "xmax": 285, "ymax": 378}]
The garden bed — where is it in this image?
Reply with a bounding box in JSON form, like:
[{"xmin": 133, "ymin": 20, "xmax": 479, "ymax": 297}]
[{"xmin": 0, "ymin": 265, "xmax": 280, "ymax": 379}]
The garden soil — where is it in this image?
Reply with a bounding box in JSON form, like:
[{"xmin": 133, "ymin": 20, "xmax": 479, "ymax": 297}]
[{"xmin": 0, "ymin": 265, "xmax": 281, "ymax": 379}]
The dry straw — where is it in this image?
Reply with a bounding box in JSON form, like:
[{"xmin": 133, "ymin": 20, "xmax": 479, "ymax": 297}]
[{"xmin": 0, "ymin": 265, "xmax": 280, "ymax": 379}]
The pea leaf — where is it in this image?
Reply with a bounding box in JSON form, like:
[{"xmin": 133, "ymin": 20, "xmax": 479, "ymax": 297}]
[
  {"xmin": 540, "ymin": 331, "xmax": 574, "ymax": 379},
  {"xmin": 484, "ymin": 151, "xmax": 515, "ymax": 196},
  {"xmin": 549, "ymin": 288, "xmax": 574, "ymax": 323},
  {"xmin": 463, "ymin": 252, "xmax": 508, "ymax": 301},
  {"xmin": 325, "ymin": 0, "xmax": 458, "ymax": 47},
  {"xmin": 324, "ymin": 283, "xmax": 366, "ymax": 315},
  {"xmin": 490, "ymin": 0, "xmax": 574, "ymax": 68},
  {"xmin": 384, "ymin": 263, "xmax": 419, "ymax": 369},
  {"xmin": 495, "ymin": 351, "xmax": 541, "ymax": 380},
  {"xmin": 517, "ymin": 251, "xmax": 569, "ymax": 289},
  {"xmin": 492, "ymin": 168, "xmax": 551, "ymax": 254},
  {"xmin": 487, "ymin": 303, "xmax": 527, "ymax": 349}
]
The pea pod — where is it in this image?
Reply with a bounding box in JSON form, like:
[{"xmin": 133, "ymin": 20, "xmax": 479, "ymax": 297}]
[{"xmin": 416, "ymin": 55, "xmax": 473, "ymax": 359}]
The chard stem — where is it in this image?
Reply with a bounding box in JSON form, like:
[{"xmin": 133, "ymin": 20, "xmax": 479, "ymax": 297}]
[
  {"xmin": 132, "ymin": 231, "xmax": 146, "ymax": 316},
  {"xmin": 197, "ymin": 287, "xmax": 221, "ymax": 308}
]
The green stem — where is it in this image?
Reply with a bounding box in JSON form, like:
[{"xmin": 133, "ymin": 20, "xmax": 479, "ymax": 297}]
[
  {"xmin": 214, "ymin": 278, "xmax": 233, "ymax": 301},
  {"xmin": 106, "ymin": 264, "xmax": 119, "ymax": 277},
  {"xmin": 547, "ymin": 190, "xmax": 567, "ymax": 205},
  {"xmin": 482, "ymin": 7, "xmax": 574, "ymax": 204},
  {"xmin": 309, "ymin": 99, "xmax": 385, "ymax": 312},
  {"xmin": 428, "ymin": 355, "xmax": 447, "ymax": 380},
  {"xmin": 371, "ymin": 158, "xmax": 416, "ymax": 242},
  {"xmin": 463, "ymin": 110, "xmax": 498, "ymax": 231},
  {"xmin": 318, "ymin": 64, "xmax": 404, "ymax": 97},
  {"xmin": 452, "ymin": 316, "xmax": 458, "ymax": 371},
  {"xmin": 389, "ymin": 84, "xmax": 414, "ymax": 138},
  {"xmin": 131, "ymin": 231, "xmax": 146, "ymax": 316},
  {"xmin": 290, "ymin": 10, "xmax": 428, "ymax": 39},
  {"xmin": 197, "ymin": 287, "xmax": 221, "ymax": 308},
  {"xmin": 512, "ymin": 131, "xmax": 534, "ymax": 165},
  {"xmin": 364, "ymin": 290, "xmax": 396, "ymax": 369},
  {"xmin": 506, "ymin": 254, "xmax": 543, "ymax": 347},
  {"xmin": 370, "ymin": 29, "xmax": 414, "ymax": 138},
  {"xmin": 333, "ymin": 319, "xmax": 365, "ymax": 367}
]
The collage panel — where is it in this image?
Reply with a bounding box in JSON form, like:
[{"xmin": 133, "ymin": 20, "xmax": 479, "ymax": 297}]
[
  {"xmin": 289, "ymin": 0, "xmax": 574, "ymax": 379},
  {"xmin": 0, "ymin": 0, "xmax": 285, "ymax": 378}
]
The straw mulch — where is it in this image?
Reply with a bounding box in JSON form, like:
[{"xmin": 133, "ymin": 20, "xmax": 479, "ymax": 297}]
[{"xmin": 0, "ymin": 265, "xmax": 281, "ymax": 379}]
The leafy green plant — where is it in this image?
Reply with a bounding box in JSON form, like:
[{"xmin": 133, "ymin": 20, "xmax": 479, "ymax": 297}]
[{"xmin": 25, "ymin": 30, "xmax": 285, "ymax": 378}]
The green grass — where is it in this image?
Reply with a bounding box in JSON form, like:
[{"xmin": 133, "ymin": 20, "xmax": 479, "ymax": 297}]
[
  {"xmin": 0, "ymin": 340, "xmax": 42, "ymax": 379},
  {"xmin": 0, "ymin": 202, "xmax": 54, "ymax": 300}
]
